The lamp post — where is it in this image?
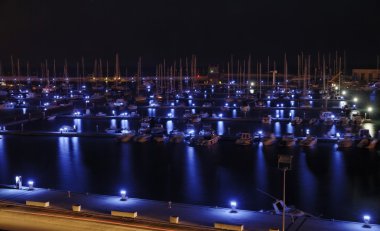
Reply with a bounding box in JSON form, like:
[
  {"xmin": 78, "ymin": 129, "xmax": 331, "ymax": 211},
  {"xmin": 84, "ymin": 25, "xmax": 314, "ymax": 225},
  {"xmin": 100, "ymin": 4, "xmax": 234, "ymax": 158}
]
[
  {"xmin": 363, "ymin": 215, "xmax": 371, "ymax": 228},
  {"xmin": 120, "ymin": 190, "xmax": 127, "ymax": 201},
  {"xmin": 28, "ymin": 181, "xmax": 34, "ymax": 190},
  {"xmin": 278, "ymin": 155, "xmax": 293, "ymax": 231},
  {"xmin": 230, "ymin": 201, "xmax": 237, "ymax": 213}
]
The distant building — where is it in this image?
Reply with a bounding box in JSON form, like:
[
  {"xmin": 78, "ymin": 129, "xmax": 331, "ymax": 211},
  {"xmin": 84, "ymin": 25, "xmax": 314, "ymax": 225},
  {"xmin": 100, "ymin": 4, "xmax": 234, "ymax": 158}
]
[{"xmin": 352, "ymin": 69, "xmax": 380, "ymax": 82}]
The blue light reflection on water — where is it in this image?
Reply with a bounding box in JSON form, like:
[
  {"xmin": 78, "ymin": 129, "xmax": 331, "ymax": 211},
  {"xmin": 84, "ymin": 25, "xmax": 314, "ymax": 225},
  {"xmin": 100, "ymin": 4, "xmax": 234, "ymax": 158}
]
[
  {"xmin": 73, "ymin": 119, "xmax": 82, "ymax": 132},
  {"xmin": 0, "ymin": 136, "xmax": 8, "ymax": 181},
  {"xmin": 183, "ymin": 146, "xmax": 202, "ymax": 202},
  {"xmin": 148, "ymin": 108, "xmax": 156, "ymax": 117},
  {"xmin": 58, "ymin": 137, "xmax": 86, "ymax": 192},
  {"xmin": 0, "ymin": 135, "xmax": 379, "ymax": 223},
  {"xmin": 295, "ymin": 150, "xmax": 317, "ymax": 211},
  {"xmin": 166, "ymin": 120, "xmax": 173, "ymax": 134},
  {"xmin": 121, "ymin": 119, "xmax": 129, "ymax": 130},
  {"xmin": 286, "ymin": 122, "xmax": 293, "ymax": 134},
  {"xmin": 274, "ymin": 122, "xmax": 281, "ymax": 136},
  {"xmin": 217, "ymin": 121, "xmax": 224, "ymax": 135},
  {"xmin": 232, "ymin": 109, "xmax": 237, "ymax": 118},
  {"xmin": 110, "ymin": 119, "xmax": 117, "ymax": 128}
]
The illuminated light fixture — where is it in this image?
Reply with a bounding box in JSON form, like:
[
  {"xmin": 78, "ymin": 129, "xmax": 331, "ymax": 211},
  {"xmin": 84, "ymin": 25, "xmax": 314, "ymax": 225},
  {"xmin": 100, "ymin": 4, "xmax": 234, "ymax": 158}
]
[
  {"xmin": 306, "ymin": 129, "xmax": 310, "ymax": 135},
  {"xmin": 230, "ymin": 201, "xmax": 237, "ymax": 213},
  {"xmin": 28, "ymin": 181, "xmax": 34, "ymax": 190},
  {"xmin": 120, "ymin": 190, "xmax": 127, "ymax": 201},
  {"xmin": 368, "ymin": 107, "xmax": 373, "ymax": 112},
  {"xmin": 15, "ymin": 176, "xmax": 22, "ymax": 189},
  {"xmin": 336, "ymin": 133, "xmax": 341, "ymax": 139},
  {"xmin": 363, "ymin": 215, "xmax": 371, "ymax": 228},
  {"xmin": 353, "ymin": 97, "xmax": 358, "ymax": 103}
]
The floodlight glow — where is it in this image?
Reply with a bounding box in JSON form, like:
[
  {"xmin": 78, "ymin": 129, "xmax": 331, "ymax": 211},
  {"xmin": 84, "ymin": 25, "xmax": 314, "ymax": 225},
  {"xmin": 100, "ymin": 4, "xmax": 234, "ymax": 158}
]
[
  {"xmin": 336, "ymin": 133, "xmax": 340, "ymax": 138},
  {"xmin": 120, "ymin": 190, "xmax": 127, "ymax": 200},
  {"xmin": 28, "ymin": 181, "xmax": 34, "ymax": 190},
  {"xmin": 353, "ymin": 97, "xmax": 358, "ymax": 102},
  {"xmin": 306, "ymin": 129, "xmax": 310, "ymax": 135},
  {"xmin": 368, "ymin": 107, "xmax": 373, "ymax": 112},
  {"xmin": 363, "ymin": 215, "xmax": 370, "ymax": 224}
]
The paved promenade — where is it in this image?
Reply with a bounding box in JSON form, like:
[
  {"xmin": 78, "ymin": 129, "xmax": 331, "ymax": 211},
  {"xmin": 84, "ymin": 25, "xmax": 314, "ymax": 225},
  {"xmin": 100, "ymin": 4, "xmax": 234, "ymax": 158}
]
[{"xmin": 0, "ymin": 185, "xmax": 378, "ymax": 231}]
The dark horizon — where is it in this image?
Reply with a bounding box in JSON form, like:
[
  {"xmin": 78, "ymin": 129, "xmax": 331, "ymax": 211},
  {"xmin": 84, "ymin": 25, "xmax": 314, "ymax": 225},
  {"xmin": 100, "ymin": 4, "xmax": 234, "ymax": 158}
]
[{"xmin": 0, "ymin": 0, "xmax": 379, "ymax": 72}]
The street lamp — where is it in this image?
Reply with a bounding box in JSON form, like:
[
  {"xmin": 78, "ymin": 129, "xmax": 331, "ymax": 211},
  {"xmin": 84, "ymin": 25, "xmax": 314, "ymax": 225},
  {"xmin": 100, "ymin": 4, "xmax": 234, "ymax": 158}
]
[
  {"xmin": 28, "ymin": 181, "xmax": 34, "ymax": 190},
  {"xmin": 120, "ymin": 190, "xmax": 127, "ymax": 201},
  {"xmin": 278, "ymin": 155, "xmax": 293, "ymax": 231},
  {"xmin": 363, "ymin": 215, "xmax": 371, "ymax": 228},
  {"xmin": 230, "ymin": 201, "xmax": 237, "ymax": 213}
]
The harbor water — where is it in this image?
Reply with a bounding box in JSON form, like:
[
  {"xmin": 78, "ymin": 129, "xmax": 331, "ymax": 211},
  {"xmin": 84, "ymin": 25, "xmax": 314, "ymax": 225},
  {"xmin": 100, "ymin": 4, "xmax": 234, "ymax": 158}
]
[{"xmin": 0, "ymin": 90, "xmax": 379, "ymax": 223}]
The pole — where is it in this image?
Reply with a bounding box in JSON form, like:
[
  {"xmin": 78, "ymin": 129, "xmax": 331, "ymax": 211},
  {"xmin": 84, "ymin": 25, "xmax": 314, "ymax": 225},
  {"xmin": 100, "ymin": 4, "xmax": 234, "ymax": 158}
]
[{"xmin": 282, "ymin": 168, "xmax": 287, "ymax": 231}]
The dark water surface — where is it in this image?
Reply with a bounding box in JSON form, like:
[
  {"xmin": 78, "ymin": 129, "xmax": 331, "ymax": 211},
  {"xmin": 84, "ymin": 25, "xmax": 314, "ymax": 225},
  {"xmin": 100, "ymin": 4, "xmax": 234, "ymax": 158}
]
[{"xmin": 0, "ymin": 134, "xmax": 379, "ymax": 223}]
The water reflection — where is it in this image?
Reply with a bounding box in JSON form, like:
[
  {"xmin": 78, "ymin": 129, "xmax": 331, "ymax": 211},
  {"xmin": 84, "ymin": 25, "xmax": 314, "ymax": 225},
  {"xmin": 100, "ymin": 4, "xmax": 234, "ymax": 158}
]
[
  {"xmin": 296, "ymin": 151, "xmax": 316, "ymax": 209},
  {"xmin": 329, "ymin": 150, "xmax": 347, "ymax": 213},
  {"xmin": 73, "ymin": 119, "xmax": 82, "ymax": 132},
  {"xmin": 274, "ymin": 122, "xmax": 281, "ymax": 136},
  {"xmin": 0, "ymin": 136, "xmax": 8, "ymax": 181},
  {"xmin": 57, "ymin": 137, "xmax": 85, "ymax": 191},
  {"xmin": 254, "ymin": 144, "xmax": 268, "ymax": 189},
  {"xmin": 110, "ymin": 119, "xmax": 117, "ymax": 128},
  {"xmin": 166, "ymin": 120, "xmax": 173, "ymax": 134},
  {"xmin": 148, "ymin": 108, "xmax": 156, "ymax": 117},
  {"xmin": 232, "ymin": 109, "xmax": 237, "ymax": 118},
  {"xmin": 286, "ymin": 122, "xmax": 294, "ymax": 134},
  {"xmin": 183, "ymin": 146, "xmax": 202, "ymax": 201},
  {"xmin": 217, "ymin": 121, "xmax": 224, "ymax": 135},
  {"xmin": 121, "ymin": 119, "xmax": 129, "ymax": 130}
]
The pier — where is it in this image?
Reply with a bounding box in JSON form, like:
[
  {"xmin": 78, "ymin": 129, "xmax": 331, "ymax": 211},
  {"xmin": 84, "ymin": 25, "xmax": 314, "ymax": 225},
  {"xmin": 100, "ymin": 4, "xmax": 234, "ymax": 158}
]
[{"xmin": 0, "ymin": 185, "xmax": 378, "ymax": 231}]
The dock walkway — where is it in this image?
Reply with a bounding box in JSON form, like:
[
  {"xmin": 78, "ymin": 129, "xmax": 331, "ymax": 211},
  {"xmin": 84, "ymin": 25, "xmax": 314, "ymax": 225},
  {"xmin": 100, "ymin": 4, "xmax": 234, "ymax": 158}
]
[{"xmin": 0, "ymin": 186, "xmax": 378, "ymax": 231}]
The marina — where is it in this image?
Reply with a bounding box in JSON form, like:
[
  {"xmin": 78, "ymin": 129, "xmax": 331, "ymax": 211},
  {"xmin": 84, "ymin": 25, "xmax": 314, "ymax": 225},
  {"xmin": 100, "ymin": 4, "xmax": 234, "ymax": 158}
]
[{"xmin": 0, "ymin": 71, "xmax": 379, "ymax": 227}]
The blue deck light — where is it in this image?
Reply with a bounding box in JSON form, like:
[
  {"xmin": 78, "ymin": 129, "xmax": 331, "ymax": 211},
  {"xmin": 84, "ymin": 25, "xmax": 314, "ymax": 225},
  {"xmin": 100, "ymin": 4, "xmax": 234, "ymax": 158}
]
[{"xmin": 120, "ymin": 190, "xmax": 127, "ymax": 201}]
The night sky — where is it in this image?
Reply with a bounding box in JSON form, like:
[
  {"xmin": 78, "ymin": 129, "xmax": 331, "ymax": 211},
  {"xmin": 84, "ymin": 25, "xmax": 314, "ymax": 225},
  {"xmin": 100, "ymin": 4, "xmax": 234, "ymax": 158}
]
[{"xmin": 0, "ymin": 0, "xmax": 379, "ymax": 72}]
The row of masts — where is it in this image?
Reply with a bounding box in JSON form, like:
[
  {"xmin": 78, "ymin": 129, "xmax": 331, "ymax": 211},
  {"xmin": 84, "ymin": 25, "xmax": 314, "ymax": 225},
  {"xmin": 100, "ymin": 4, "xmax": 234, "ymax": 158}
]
[{"xmin": 2, "ymin": 53, "xmax": 379, "ymax": 93}]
